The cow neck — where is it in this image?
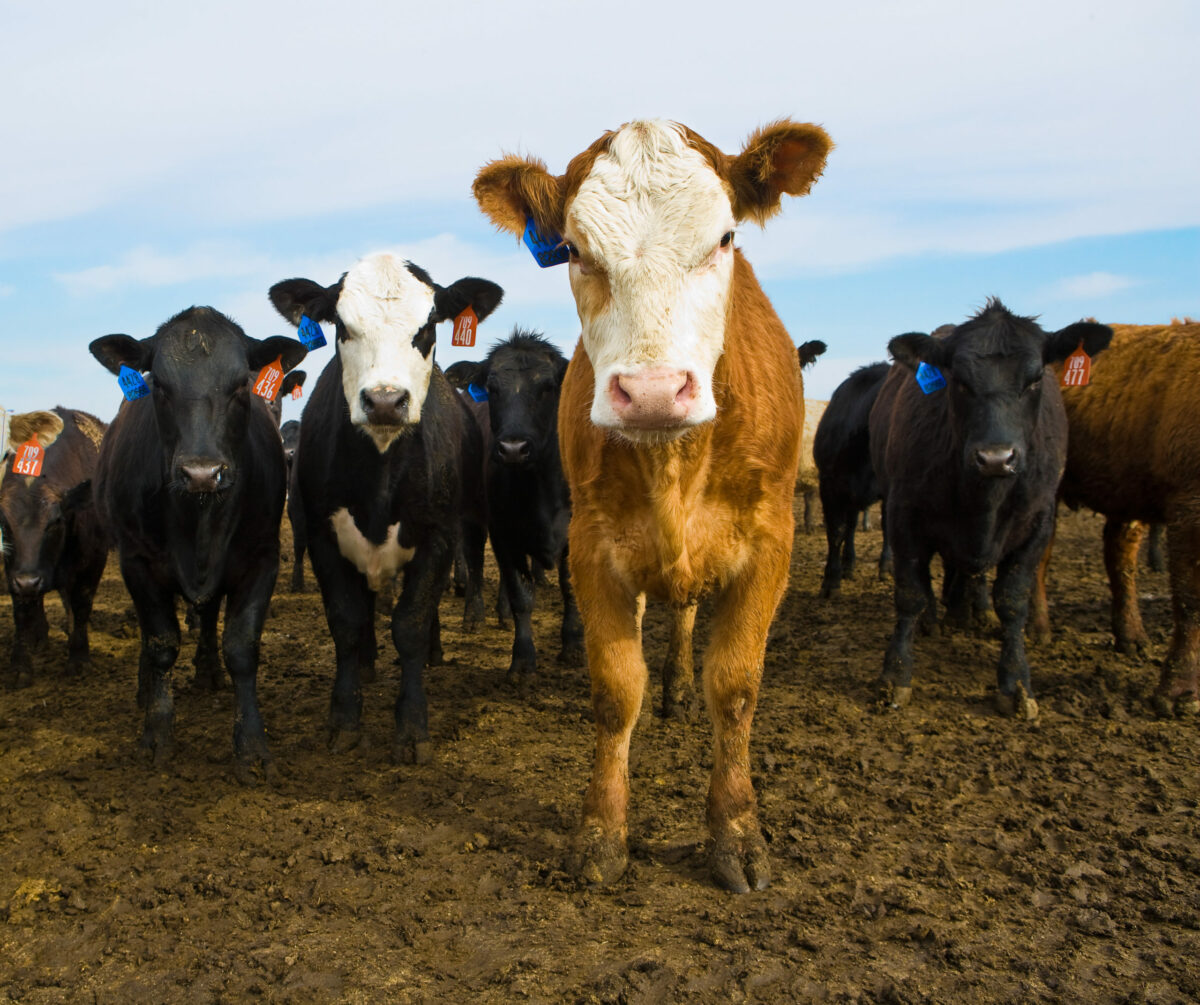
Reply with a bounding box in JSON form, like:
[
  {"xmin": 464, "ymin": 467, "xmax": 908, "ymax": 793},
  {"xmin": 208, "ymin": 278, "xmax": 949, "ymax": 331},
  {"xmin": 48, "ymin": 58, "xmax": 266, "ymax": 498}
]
[
  {"xmin": 164, "ymin": 477, "xmax": 239, "ymax": 606},
  {"xmin": 337, "ymin": 409, "xmax": 422, "ymax": 545}
]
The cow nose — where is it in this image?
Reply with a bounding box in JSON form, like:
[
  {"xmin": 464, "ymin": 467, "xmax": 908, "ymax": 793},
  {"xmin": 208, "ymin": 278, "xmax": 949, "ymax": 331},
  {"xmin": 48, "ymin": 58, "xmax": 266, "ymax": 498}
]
[
  {"xmin": 11, "ymin": 574, "xmax": 43, "ymax": 596},
  {"xmin": 496, "ymin": 438, "xmax": 531, "ymax": 464},
  {"xmin": 361, "ymin": 387, "xmax": 410, "ymax": 425},
  {"xmin": 179, "ymin": 461, "xmax": 229, "ymax": 493},
  {"xmin": 609, "ymin": 368, "xmax": 697, "ymax": 428},
  {"xmin": 974, "ymin": 446, "xmax": 1017, "ymax": 477}
]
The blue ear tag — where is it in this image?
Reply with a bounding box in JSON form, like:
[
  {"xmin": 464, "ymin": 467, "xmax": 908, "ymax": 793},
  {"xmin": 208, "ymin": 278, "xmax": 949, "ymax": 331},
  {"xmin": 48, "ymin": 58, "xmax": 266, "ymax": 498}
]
[
  {"xmin": 915, "ymin": 362, "xmax": 946, "ymax": 394},
  {"xmin": 522, "ymin": 216, "xmax": 569, "ymax": 268},
  {"xmin": 118, "ymin": 364, "xmax": 150, "ymax": 401},
  {"xmin": 298, "ymin": 314, "xmax": 327, "ymax": 350},
  {"xmin": 467, "ymin": 383, "xmax": 488, "ymax": 403}
]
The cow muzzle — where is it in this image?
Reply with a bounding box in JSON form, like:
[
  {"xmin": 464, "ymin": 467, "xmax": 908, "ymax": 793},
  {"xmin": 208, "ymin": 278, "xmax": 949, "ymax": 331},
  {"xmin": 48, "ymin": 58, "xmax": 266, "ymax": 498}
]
[
  {"xmin": 607, "ymin": 368, "xmax": 700, "ymax": 430},
  {"xmin": 10, "ymin": 573, "xmax": 44, "ymax": 597},
  {"xmin": 495, "ymin": 437, "xmax": 532, "ymax": 465},
  {"xmin": 973, "ymin": 445, "xmax": 1019, "ymax": 478},
  {"xmin": 360, "ymin": 387, "xmax": 411, "ymax": 426},
  {"xmin": 178, "ymin": 458, "xmax": 231, "ymax": 493}
]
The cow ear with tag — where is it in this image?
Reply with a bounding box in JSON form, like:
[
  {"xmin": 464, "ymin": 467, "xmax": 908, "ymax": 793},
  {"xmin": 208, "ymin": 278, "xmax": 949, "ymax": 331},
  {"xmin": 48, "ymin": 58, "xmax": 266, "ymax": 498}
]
[
  {"xmin": 1045, "ymin": 321, "xmax": 1114, "ymax": 367},
  {"xmin": 247, "ymin": 335, "xmax": 307, "ymax": 375},
  {"xmin": 473, "ymin": 155, "xmax": 565, "ymax": 241},
  {"xmin": 89, "ymin": 334, "xmax": 154, "ymax": 377},
  {"xmin": 887, "ymin": 332, "xmax": 947, "ymax": 373},
  {"xmin": 433, "ymin": 278, "xmax": 505, "ymax": 327},
  {"xmin": 268, "ymin": 277, "xmax": 343, "ymax": 328}
]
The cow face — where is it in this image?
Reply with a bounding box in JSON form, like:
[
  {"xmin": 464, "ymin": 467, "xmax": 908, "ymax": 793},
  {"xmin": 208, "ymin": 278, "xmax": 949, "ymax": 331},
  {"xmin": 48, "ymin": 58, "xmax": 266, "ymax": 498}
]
[
  {"xmin": 0, "ymin": 478, "xmax": 90, "ymax": 597},
  {"xmin": 476, "ymin": 330, "xmax": 568, "ymax": 467},
  {"xmin": 889, "ymin": 300, "xmax": 1113, "ymax": 479},
  {"xmin": 280, "ymin": 420, "xmax": 301, "ymax": 472},
  {"xmin": 269, "ymin": 254, "xmax": 503, "ymax": 452},
  {"xmin": 90, "ymin": 308, "xmax": 306, "ymax": 494},
  {"xmin": 474, "ymin": 119, "xmax": 832, "ymax": 443}
]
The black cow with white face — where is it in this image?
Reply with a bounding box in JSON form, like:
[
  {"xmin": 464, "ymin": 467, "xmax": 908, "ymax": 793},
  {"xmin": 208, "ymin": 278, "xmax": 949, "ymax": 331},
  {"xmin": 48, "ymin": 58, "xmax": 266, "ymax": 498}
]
[
  {"xmin": 869, "ymin": 299, "xmax": 1112, "ymax": 718},
  {"xmin": 269, "ymin": 252, "xmax": 501, "ymax": 763},
  {"xmin": 456, "ymin": 330, "xmax": 583, "ymax": 687},
  {"xmin": 89, "ymin": 307, "xmax": 306, "ymax": 777}
]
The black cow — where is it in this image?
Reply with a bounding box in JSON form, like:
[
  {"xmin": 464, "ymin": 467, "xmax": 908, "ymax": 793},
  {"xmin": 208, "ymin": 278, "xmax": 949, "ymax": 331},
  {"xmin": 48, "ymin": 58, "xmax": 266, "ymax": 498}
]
[
  {"xmin": 268, "ymin": 252, "xmax": 501, "ymax": 763},
  {"xmin": 868, "ymin": 299, "xmax": 1111, "ymax": 718},
  {"xmin": 89, "ymin": 307, "xmax": 306, "ymax": 777},
  {"xmin": 813, "ymin": 361, "xmax": 891, "ymax": 597},
  {"xmin": 0, "ymin": 408, "xmax": 109, "ymax": 688},
  {"xmin": 454, "ymin": 329, "xmax": 583, "ymax": 687}
]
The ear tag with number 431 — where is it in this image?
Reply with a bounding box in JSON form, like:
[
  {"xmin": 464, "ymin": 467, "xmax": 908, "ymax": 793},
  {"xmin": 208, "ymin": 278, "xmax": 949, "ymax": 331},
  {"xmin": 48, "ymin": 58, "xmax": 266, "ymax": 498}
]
[
  {"xmin": 1060, "ymin": 344, "xmax": 1092, "ymax": 388},
  {"xmin": 118, "ymin": 364, "xmax": 150, "ymax": 402},
  {"xmin": 523, "ymin": 216, "xmax": 569, "ymax": 268},
  {"xmin": 12, "ymin": 437, "xmax": 44, "ymax": 477},
  {"xmin": 298, "ymin": 314, "xmax": 326, "ymax": 350},
  {"xmin": 254, "ymin": 357, "xmax": 284, "ymax": 401},
  {"xmin": 452, "ymin": 306, "xmax": 478, "ymax": 348},
  {"xmin": 915, "ymin": 361, "xmax": 946, "ymax": 394}
]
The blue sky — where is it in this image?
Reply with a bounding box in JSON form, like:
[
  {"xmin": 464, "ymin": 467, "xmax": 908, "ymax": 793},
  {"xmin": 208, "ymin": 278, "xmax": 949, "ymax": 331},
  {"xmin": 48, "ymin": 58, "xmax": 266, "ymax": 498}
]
[{"xmin": 2, "ymin": 1, "xmax": 1197, "ymax": 425}]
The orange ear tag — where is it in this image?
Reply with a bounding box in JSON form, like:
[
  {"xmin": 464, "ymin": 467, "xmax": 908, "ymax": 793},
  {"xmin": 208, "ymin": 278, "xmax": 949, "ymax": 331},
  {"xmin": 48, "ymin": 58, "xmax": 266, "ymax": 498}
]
[
  {"xmin": 12, "ymin": 437, "xmax": 44, "ymax": 477},
  {"xmin": 253, "ymin": 356, "xmax": 284, "ymax": 401},
  {"xmin": 1060, "ymin": 344, "xmax": 1092, "ymax": 388},
  {"xmin": 290, "ymin": 382, "xmax": 303, "ymax": 401},
  {"xmin": 451, "ymin": 306, "xmax": 478, "ymax": 348}
]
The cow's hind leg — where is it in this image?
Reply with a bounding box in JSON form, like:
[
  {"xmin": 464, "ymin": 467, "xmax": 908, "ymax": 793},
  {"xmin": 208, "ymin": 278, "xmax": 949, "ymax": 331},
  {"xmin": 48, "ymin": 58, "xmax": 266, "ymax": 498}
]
[
  {"xmin": 702, "ymin": 536, "xmax": 790, "ymax": 893},
  {"xmin": 1104, "ymin": 518, "xmax": 1149, "ymax": 656},
  {"xmin": 190, "ymin": 598, "xmax": 223, "ymax": 691},
  {"xmin": 661, "ymin": 601, "xmax": 697, "ymax": 720},
  {"xmin": 1156, "ymin": 513, "xmax": 1200, "ymax": 716},
  {"xmin": 878, "ymin": 546, "xmax": 933, "ymax": 709},
  {"xmin": 557, "ymin": 547, "xmax": 585, "ymax": 666}
]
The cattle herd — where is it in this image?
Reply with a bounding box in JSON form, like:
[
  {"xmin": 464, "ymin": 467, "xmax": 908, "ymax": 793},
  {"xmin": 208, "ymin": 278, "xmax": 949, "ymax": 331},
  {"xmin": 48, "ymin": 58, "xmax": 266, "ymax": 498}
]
[{"xmin": 1, "ymin": 118, "xmax": 1196, "ymax": 896}]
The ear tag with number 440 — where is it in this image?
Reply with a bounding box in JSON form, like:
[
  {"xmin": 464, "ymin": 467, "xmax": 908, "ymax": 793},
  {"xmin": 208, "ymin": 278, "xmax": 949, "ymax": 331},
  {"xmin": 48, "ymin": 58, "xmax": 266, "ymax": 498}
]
[
  {"xmin": 452, "ymin": 306, "xmax": 478, "ymax": 348},
  {"xmin": 915, "ymin": 361, "xmax": 946, "ymax": 394},
  {"xmin": 118, "ymin": 364, "xmax": 150, "ymax": 402},
  {"xmin": 298, "ymin": 315, "xmax": 326, "ymax": 350},
  {"xmin": 523, "ymin": 216, "xmax": 569, "ymax": 268},
  {"xmin": 1060, "ymin": 344, "xmax": 1092, "ymax": 388},
  {"xmin": 12, "ymin": 437, "xmax": 44, "ymax": 477},
  {"xmin": 254, "ymin": 357, "xmax": 284, "ymax": 401}
]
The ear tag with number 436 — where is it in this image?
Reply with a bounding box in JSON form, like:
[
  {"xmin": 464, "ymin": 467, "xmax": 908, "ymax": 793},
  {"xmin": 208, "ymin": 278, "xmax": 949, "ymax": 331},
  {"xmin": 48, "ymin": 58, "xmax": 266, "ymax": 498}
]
[
  {"xmin": 452, "ymin": 306, "xmax": 478, "ymax": 348},
  {"xmin": 1060, "ymin": 344, "xmax": 1092, "ymax": 388},
  {"xmin": 12, "ymin": 437, "xmax": 44, "ymax": 477},
  {"xmin": 118, "ymin": 364, "xmax": 150, "ymax": 402},
  {"xmin": 254, "ymin": 357, "xmax": 284, "ymax": 401},
  {"xmin": 915, "ymin": 361, "xmax": 946, "ymax": 394}
]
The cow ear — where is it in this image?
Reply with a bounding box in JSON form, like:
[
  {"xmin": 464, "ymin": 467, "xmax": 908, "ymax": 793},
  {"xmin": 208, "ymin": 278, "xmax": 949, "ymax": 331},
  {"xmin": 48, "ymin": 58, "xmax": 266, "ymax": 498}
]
[
  {"xmin": 797, "ymin": 339, "xmax": 827, "ymax": 369},
  {"xmin": 434, "ymin": 278, "xmax": 504, "ymax": 325},
  {"xmin": 1044, "ymin": 321, "xmax": 1114, "ymax": 365},
  {"xmin": 474, "ymin": 155, "xmax": 564, "ymax": 240},
  {"xmin": 8, "ymin": 411, "xmax": 64, "ymax": 450},
  {"xmin": 887, "ymin": 332, "xmax": 946, "ymax": 372},
  {"xmin": 89, "ymin": 334, "xmax": 153, "ymax": 376},
  {"xmin": 269, "ymin": 278, "xmax": 341, "ymax": 326},
  {"xmin": 61, "ymin": 479, "xmax": 93, "ymax": 514},
  {"xmin": 248, "ymin": 336, "xmax": 307, "ymax": 373},
  {"xmin": 727, "ymin": 121, "xmax": 833, "ymax": 225},
  {"xmin": 280, "ymin": 370, "xmax": 307, "ymax": 396},
  {"xmin": 444, "ymin": 361, "xmax": 486, "ymax": 390}
]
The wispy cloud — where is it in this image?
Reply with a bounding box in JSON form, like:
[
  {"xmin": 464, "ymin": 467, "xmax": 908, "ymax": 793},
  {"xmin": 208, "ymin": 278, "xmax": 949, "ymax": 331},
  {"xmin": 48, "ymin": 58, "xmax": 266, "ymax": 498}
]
[{"xmin": 1042, "ymin": 272, "xmax": 1140, "ymax": 301}]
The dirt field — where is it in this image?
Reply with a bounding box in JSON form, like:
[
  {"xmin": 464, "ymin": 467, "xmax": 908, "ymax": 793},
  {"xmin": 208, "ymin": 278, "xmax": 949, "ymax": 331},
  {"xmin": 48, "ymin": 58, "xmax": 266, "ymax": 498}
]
[{"xmin": 1, "ymin": 505, "xmax": 1197, "ymax": 1003}]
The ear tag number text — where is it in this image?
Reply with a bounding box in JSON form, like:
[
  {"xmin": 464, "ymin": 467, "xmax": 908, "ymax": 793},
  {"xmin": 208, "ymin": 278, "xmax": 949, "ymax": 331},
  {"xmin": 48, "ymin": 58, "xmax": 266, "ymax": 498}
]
[
  {"xmin": 1060, "ymin": 345, "xmax": 1092, "ymax": 388},
  {"xmin": 298, "ymin": 315, "xmax": 327, "ymax": 350},
  {"xmin": 254, "ymin": 357, "xmax": 284, "ymax": 401},
  {"xmin": 452, "ymin": 306, "xmax": 478, "ymax": 348},
  {"xmin": 915, "ymin": 362, "xmax": 946, "ymax": 394},
  {"xmin": 523, "ymin": 217, "xmax": 568, "ymax": 268},
  {"xmin": 12, "ymin": 437, "xmax": 44, "ymax": 477},
  {"xmin": 118, "ymin": 365, "xmax": 150, "ymax": 402}
]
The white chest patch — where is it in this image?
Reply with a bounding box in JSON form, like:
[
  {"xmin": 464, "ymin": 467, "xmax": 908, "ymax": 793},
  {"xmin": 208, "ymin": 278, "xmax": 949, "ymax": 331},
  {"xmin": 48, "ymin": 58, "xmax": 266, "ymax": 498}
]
[{"xmin": 330, "ymin": 507, "xmax": 415, "ymax": 592}]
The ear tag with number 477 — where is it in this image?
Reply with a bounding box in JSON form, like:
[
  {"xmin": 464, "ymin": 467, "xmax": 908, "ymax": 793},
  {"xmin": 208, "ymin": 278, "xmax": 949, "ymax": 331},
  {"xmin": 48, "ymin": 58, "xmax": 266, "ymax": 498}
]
[
  {"xmin": 523, "ymin": 216, "xmax": 569, "ymax": 268},
  {"xmin": 12, "ymin": 437, "xmax": 44, "ymax": 477},
  {"xmin": 298, "ymin": 315, "xmax": 326, "ymax": 350},
  {"xmin": 915, "ymin": 361, "xmax": 946, "ymax": 394},
  {"xmin": 1060, "ymin": 344, "xmax": 1092, "ymax": 388},
  {"xmin": 452, "ymin": 306, "xmax": 478, "ymax": 348},
  {"xmin": 253, "ymin": 357, "xmax": 284, "ymax": 401},
  {"xmin": 118, "ymin": 364, "xmax": 150, "ymax": 402}
]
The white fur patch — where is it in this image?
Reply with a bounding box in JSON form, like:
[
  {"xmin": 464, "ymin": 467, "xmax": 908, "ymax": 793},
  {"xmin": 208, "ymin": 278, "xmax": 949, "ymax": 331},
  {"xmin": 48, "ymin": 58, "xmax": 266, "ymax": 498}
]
[
  {"xmin": 564, "ymin": 120, "xmax": 734, "ymax": 438},
  {"xmin": 337, "ymin": 252, "xmax": 437, "ymax": 451},
  {"xmin": 330, "ymin": 507, "xmax": 415, "ymax": 592}
]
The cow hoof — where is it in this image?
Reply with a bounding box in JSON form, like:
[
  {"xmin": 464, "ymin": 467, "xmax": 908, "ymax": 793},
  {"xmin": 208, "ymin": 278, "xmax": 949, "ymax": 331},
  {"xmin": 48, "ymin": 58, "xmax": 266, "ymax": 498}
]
[
  {"xmin": 1153, "ymin": 690, "xmax": 1200, "ymax": 718},
  {"xmin": 876, "ymin": 680, "xmax": 912, "ymax": 710},
  {"xmin": 1116, "ymin": 636, "xmax": 1150, "ymax": 658},
  {"xmin": 234, "ymin": 757, "xmax": 275, "ymax": 787},
  {"xmin": 557, "ymin": 642, "xmax": 586, "ymax": 667},
  {"xmin": 710, "ymin": 831, "xmax": 770, "ymax": 894},
  {"xmin": 569, "ymin": 826, "xmax": 628, "ymax": 886},
  {"xmin": 360, "ymin": 663, "xmax": 377, "ymax": 685},
  {"xmin": 8, "ymin": 668, "xmax": 33, "ymax": 690},
  {"xmin": 65, "ymin": 657, "xmax": 90, "ymax": 678},
  {"xmin": 661, "ymin": 691, "xmax": 696, "ymax": 721},
  {"xmin": 393, "ymin": 736, "xmax": 432, "ymax": 765},
  {"xmin": 327, "ymin": 727, "xmax": 363, "ymax": 754},
  {"xmin": 190, "ymin": 668, "xmax": 224, "ymax": 692},
  {"xmin": 995, "ymin": 688, "xmax": 1039, "ymax": 720}
]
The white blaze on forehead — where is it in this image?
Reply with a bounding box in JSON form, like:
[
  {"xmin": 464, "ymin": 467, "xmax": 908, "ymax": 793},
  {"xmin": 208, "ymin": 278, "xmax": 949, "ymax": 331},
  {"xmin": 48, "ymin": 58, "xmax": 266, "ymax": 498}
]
[
  {"xmin": 336, "ymin": 252, "xmax": 437, "ymax": 447},
  {"xmin": 330, "ymin": 508, "xmax": 415, "ymax": 592},
  {"xmin": 566, "ymin": 120, "xmax": 734, "ymax": 433}
]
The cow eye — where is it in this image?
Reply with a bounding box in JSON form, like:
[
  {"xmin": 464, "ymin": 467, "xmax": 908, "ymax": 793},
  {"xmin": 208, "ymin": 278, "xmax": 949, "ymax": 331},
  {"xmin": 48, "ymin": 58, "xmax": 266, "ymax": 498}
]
[{"xmin": 719, "ymin": 231, "xmax": 734, "ymax": 248}]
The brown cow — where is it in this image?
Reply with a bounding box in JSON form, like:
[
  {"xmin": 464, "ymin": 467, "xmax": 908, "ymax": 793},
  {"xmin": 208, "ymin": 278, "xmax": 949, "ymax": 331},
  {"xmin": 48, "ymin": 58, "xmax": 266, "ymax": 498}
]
[
  {"xmin": 1037, "ymin": 320, "xmax": 1200, "ymax": 715},
  {"xmin": 474, "ymin": 118, "xmax": 831, "ymax": 893}
]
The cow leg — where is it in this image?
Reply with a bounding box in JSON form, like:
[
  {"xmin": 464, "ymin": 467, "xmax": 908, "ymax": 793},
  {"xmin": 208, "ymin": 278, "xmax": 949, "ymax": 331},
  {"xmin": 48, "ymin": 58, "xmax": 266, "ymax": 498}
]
[
  {"xmin": 879, "ymin": 547, "xmax": 933, "ymax": 709},
  {"xmin": 1156, "ymin": 516, "xmax": 1200, "ymax": 715},
  {"xmin": 661, "ymin": 601, "xmax": 697, "ymax": 720},
  {"xmin": 1027, "ymin": 527, "xmax": 1055, "ymax": 645},
  {"xmin": 703, "ymin": 536, "xmax": 790, "ymax": 894},
  {"xmin": 63, "ymin": 573, "xmax": 99, "ymax": 678},
  {"xmin": 391, "ymin": 537, "xmax": 452, "ymax": 764},
  {"xmin": 861, "ymin": 507, "xmax": 872, "ymax": 532},
  {"xmin": 819, "ymin": 491, "xmax": 847, "ymax": 598},
  {"xmin": 123, "ymin": 558, "xmax": 180, "ymax": 764},
  {"xmin": 497, "ymin": 551, "xmax": 537, "ymax": 689},
  {"xmin": 557, "ymin": 547, "xmax": 585, "ymax": 666},
  {"xmin": 841, "ymin": 510, "xmax": 859, "ymax": 580},
  {"xmin": 802, "ymin": 489, "xmax": 817, "ymax": 534},
  {"xmin": 991, "ymin": 524, "xmax": 1051, "ymax": 720},
  {"xmin": 190, "ymin": 598, "xmax": 223, "ymax": 691},
  {"xmin": 1147, "ymin": 522, "xmax": 1166, "ymax": 573},
  {"xmin": 569, "ymin": 558, "xmax": 645, "ymax": 887},
  {"xmin": 877, "ymin": 503, "xmax": 894, "ymax": 580},
  {"xmin": 222, "ymin": 567, "xmax": 276, "ymax": 782},
  {"xmin": 7, "ymin": 592, "xmax": 47, "ymax": 689},
  {"xmin": 310, "ymin": 535, "xmax": 374, "ymax": 752},
  {"xmin": 460, "ymin": 520, "xmax": 487, "ymax": 633},
  {"xmin": 1104, "ymin": 518, "xmax": 1149, "ymax": 656}
]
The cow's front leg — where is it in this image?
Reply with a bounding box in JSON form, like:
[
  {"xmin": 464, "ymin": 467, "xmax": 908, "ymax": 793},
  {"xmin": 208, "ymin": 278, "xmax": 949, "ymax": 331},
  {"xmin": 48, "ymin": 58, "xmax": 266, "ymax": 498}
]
[
  {"xmin": 310, "ymin": 534, "xmax": 374, "ymax": 753},
  {"xmin": 7, "ymin": 592, "xmax": 47, "ymax": 689},
  {"xmin": 661, "ymin": 601, "xmax": 697, "ymax": 720},
  {"xmin": 703, "ymin": 536, "xmax": 789, "ymax": 894},
  {"xmin": 497, "ymin": 551, "xmax": 537, "ymax": 689},
  {"xmin": 878, "ymin": 545, "xmax": 933, "ymax": 709},
  {"xmin": 391, "ymin": 535, "xmax": 452, "ymax": 764},
  {"xmin": 64, "ymin": 559, "xmax": 103, "ymax": 677},
  {"xmin": 123, "ymin": 557, "xmax": 180, "ymax": 764},
  {"xmin": 222, "ymin": 558, "xmax": 278, "ymax": 783},
  {"xmin": 460, "ymin": 520, "xmax": 487, "ymax": 632},
  {"xmin": 992, "ymin": 527, "xmax": 1050, "ymax": 720},
  {"xmin": 568, "ymin": 551, "xmax": 644, "ymax": 886}
]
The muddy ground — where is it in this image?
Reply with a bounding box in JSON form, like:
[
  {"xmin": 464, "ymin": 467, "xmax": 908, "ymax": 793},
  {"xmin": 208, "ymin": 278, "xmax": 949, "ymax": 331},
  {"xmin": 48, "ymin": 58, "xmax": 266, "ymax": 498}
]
[{"xmin": 0, "ymin": 505, "xmax": 1197, "ymax": 1003}]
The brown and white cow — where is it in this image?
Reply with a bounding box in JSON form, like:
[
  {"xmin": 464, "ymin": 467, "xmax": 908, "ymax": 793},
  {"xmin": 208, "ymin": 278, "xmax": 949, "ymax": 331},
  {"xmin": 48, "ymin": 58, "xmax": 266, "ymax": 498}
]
[{"xmin": 474, "ymin": 118, "xmax": 832, "ymax": 893}]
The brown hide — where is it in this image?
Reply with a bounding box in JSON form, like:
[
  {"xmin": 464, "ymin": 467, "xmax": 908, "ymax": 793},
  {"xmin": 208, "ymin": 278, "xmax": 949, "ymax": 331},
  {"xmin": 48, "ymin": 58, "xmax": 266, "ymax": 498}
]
[
  {"xmin": 1043, "ymin": 321, "xmax": 1200, "ymax": 710},
  {"xmin": 795, "ymin": 399, "xmax": 827, "ymax": 531}
]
